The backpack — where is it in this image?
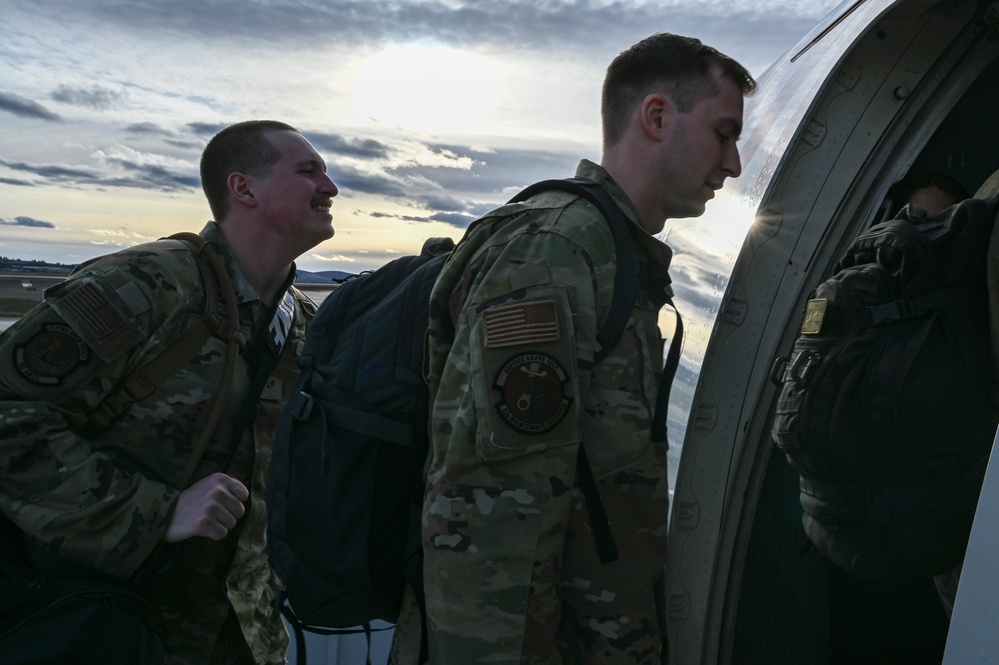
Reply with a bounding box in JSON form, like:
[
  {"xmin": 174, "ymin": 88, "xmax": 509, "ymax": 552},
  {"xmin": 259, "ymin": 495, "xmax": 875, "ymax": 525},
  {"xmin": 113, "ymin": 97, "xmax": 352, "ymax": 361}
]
[
  {"xmin": 266, "ymin": 178, "xmax": 682, "ymax": 654},
  {"xmin": 770, "ymin": 196, "xmax": 999, "ymax": 581}
]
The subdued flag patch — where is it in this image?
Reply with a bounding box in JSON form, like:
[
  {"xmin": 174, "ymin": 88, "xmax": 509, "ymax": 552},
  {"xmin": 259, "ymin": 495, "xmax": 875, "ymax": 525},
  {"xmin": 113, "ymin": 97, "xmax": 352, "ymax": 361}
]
[{"xmin": 483, "ymin": 300, "xmax": 559, "ymax": 348}]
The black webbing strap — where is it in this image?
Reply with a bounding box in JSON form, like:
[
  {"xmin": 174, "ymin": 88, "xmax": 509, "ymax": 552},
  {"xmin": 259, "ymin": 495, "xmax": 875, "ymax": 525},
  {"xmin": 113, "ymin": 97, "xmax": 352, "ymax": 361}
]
[
  {"xmin": 651, "ymin": 300, "xmax": 683, "ymax": 443},
  {"xmin": 87, "ymin": 233, "xmax": 244, "ymax": 487},
  {"xmin": 170, "ymin": 233, "xmax": 245, "ymax": 488},
  {"xmin": 508, "ymin": 178, "xmax": 638, "ymax": 364},
  {"xmin": 221, "ymin": 298, "xmax": 290, "ymax": 473},
  {"xmin": 507, "ymin": 178, "xmax": 639, "ymax": 564},
  {"xmin": 280, "ymin": 600, "xmax": 383, "ymax": 665}
]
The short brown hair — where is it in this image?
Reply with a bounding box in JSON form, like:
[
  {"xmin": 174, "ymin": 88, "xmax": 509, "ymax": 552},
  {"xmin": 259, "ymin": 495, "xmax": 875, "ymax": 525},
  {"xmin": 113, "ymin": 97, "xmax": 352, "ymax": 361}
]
[
  {"xmin": 601, "ymin": 33, "xmax": 756, "ymax": 147},
  {"xmin": 200, "ymin": 120, "xmax": 299, "ymax": 222}
]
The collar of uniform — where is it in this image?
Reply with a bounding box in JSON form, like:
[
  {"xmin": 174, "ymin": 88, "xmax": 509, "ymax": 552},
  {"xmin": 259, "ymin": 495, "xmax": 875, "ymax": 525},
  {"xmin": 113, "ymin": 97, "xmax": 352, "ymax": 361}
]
[
  {"xmin": 198, "ymin": 221, "xmax": 260, "ymax": 306},
  {"xmin": 574, "ymin": 159, "xmax": 673, "ymax": 271}
]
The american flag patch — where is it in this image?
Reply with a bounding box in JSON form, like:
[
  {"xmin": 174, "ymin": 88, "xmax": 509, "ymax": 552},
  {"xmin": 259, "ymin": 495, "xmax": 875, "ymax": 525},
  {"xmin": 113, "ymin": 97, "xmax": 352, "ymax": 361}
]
[
  {"xmin": 483, "ymin": 300, "xmax": 559, "ymax": 348},
  {"xmin": 59, "ymin": 280, "xmax": 127, "ymax": 338}
]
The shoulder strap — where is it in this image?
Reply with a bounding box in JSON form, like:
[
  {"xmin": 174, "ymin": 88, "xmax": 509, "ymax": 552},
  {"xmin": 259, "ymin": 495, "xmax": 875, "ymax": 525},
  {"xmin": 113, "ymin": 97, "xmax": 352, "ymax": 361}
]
[
  {"xmin": 506, "ymin": 178, "xmax": 642, "ymax": 565},
  {"xmin": 509, "ymin": 178, "xmax": 682, "ymax": 438},
  {"xmin": 508, "ymin": 177, "xmax": 638, "ymax": 363},
  {"xmin": 169, "ymin": 233, "xmax": 244, "ymax": 489},
  {"xmin": 89, "ymin": 232, "xmax": 243, "ymax": 490},
  {"xmin": 506, "ymin": 178, "xmax": 685, "ymax": 562}
]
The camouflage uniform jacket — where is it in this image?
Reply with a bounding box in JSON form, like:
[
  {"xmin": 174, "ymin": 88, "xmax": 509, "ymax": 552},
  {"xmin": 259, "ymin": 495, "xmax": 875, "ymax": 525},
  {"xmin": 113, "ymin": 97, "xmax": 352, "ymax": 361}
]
[
  {"xmin": 0, "ymin": 221, "xmax": 313, "ymax": 664},
  {"xmin": 415, "ymin": 161, "xmax": 674, "ymax": 664}
]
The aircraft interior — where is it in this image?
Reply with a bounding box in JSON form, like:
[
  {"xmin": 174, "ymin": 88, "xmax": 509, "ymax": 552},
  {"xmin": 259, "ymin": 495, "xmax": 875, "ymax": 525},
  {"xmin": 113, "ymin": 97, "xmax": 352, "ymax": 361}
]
[{"xmin": 729, "ymin": 22, "xmax": 999, "ymax": 665}]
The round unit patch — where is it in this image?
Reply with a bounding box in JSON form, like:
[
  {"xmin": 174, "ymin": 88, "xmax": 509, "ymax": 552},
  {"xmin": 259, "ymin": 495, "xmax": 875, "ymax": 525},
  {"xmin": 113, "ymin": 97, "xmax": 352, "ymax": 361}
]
[
  {"xmin": 493, "ymin": 352, "xmax": 572, "ymax": 434},
  {"xmin": 14, "ymin": 324, "xmax": 90, "ymax": 385}
]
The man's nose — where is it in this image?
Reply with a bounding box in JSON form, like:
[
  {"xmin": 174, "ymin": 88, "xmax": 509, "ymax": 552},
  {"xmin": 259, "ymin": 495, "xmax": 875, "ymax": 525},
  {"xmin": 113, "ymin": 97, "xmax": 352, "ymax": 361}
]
[
  {"xmin": 321, "ymin": 172, "xmax": 339, "ymax": 196},
  {"xmin": 723, "ymin": 143, "xmax": 742, "ymax": 179}
]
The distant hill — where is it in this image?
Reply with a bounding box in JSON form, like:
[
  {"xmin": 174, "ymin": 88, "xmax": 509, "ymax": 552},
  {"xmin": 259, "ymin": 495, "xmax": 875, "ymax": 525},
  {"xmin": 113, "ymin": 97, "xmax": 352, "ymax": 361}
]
[
  {"xmin": 0, "ymin": 257, "xmax": 74, "ymax": 275},
  {"xmin": 0, "ymin": 256, "xmax": 354, "ymax": 284},
  {"xmin": 296, "ymin": 269, "xmax": 356, "ymax": 284}
]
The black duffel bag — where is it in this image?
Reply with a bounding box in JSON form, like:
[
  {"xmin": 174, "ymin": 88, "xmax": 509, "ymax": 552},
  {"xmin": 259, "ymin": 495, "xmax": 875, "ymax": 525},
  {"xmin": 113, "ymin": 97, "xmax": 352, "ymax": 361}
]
[{"xmin": 0, "ymin": 516, "xmax": 165, "ymax": 665}]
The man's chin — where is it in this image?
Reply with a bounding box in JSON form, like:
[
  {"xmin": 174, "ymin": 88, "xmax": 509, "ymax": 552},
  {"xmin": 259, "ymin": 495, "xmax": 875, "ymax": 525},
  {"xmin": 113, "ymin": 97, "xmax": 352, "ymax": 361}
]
[{"xmin": 670, "ymin": 203, "xmax": 708, "ymax": 220}]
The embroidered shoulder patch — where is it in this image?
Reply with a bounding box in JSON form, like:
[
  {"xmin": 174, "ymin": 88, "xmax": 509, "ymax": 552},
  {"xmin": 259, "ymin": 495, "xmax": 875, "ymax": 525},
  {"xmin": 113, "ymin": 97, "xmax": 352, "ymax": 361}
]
[
  {"xmin": 483, "ymin": 300, "xmax": 559, "ymax": 348},
  {"xmin": 47, "ymin": 272, "xmax": 147, "ymax": 364},
  {"xmin": 14, "ymin": 324, "xmax": 90, "ymax": 385},
  {"xmin": 493, "ymin": 352, "xmax": 572, "ymax": 434}
]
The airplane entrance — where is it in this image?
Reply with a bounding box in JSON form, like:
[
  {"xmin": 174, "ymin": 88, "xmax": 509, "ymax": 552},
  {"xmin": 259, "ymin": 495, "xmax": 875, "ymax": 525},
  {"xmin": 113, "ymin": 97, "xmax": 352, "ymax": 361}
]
[{"xmin": 667, "ymin": 1, "xmax": 999, "ymax": 662}]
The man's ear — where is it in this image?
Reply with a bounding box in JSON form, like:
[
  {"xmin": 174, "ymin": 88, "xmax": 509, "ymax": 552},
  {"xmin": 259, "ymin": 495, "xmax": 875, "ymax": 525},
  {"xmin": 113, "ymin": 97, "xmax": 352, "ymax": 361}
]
[
  {"xmin": 228, "ymin": 172, "xmax": 256, "ymax": 209},
  {"xmin": 640, "ymin": 93, "xmax": 673, "ymax": 140}
]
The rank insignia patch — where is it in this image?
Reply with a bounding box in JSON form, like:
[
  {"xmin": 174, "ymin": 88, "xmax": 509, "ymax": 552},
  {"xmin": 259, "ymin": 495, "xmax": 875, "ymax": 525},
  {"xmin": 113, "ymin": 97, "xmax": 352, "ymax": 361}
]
[
  {"xmin": 493, "ymin": 352, "xmax": 571, "ymax": 434},
  {"xmin": 14, "ymin": 324, "xmax": 90, "ymax": 385}
]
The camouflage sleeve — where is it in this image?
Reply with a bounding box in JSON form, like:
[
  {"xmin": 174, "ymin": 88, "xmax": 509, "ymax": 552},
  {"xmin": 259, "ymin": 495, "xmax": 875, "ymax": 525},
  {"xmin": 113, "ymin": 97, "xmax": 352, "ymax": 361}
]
[
  {"xmin": 0, "ymin": 254, "xmax": 196, "ymax": 580},
  {"xmin": 423, "ymin": 209, "xmax": 613, "ymax": 663}
]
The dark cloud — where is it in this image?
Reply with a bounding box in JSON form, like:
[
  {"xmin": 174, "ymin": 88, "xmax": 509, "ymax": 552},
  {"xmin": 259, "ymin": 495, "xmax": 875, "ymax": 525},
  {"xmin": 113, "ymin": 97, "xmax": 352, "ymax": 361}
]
[
  {"xmin": 317, "ymin": 138, "xmax": 591, "ymax": 228},
  {"xmin": 0, "ymin": 159, "xmax": 99, "ymax": 181},
  {"xmin": 97, "ymin": 154, "xmax": 201, "ymax": 189},
  {"xmin": 327, "ymin": 163, "xmax": 410, "ymax": 198},
  {"xmin": 430, "ymin": 211, "xmax": 477, "ymax": 227},
  {"xmin": 1, "ymin": 216, "xmax": 56, "ymax": 228},
  {"xmin": 10, "ymin": 2, "xmax": 839, "ymax": 75},
  {"xmin": 0, "ymin": 157, "xmax": 197, "ymax": 193},
  {"xmin": 51, "ymin": 84, "xmax": 126, "ymax": 110},
  {"xmin": 126, "ymin": 122, "xmax": 172, "ymax": 135},
  {"xmin": 0, "ymin": 176, "xmax": 34, "ymax": 187},
  {"xmin": 405, "ymin": 143, "xmax": 581, "ymax": 195},
  {"xmin": 308, "ymin": 132, "xmax": 392, "ymax": 160},
  {"xmin": 186, "ymin": 121, "xmax": 226, "ymax": 137},
  {"xmin": 0, "ymin": 91, "xmax": 61, "ymax": 121},
  {"xmin": 164, "ymin": 137, "xmax": 207, "ymax": 150}
]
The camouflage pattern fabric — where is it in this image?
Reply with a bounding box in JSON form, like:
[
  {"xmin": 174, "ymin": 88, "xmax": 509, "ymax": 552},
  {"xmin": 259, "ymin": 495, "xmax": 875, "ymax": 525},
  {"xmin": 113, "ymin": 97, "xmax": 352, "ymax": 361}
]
[
  {"xmin": 392, "ymin": 161, "xmax": 675, "ymax": 664},
  {"xmin": 0, "ymin": 221, "xmax": 313, "ymax": 664}
]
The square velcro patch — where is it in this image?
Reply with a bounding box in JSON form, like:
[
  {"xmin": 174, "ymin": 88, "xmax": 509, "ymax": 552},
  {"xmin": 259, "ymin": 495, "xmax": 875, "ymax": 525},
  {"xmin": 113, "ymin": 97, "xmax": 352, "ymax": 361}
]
[{"xmin": 48, "ymin": 273, "xmax": 147, "ymax": 363}]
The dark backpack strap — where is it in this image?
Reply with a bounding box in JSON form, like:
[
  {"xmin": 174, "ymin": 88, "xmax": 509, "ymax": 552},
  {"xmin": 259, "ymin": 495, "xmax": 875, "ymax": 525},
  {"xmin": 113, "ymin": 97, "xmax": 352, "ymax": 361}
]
[
  {"xmin": 652, "ymin": 299, "xmax": 683, "ymax": 443},
  {"xmin": 221, "ymin": 302, "xmax": 293, "ymax": 473},
  {"xmin": 508, "ymin": 177, "xmax": 637, "ymax": 362},
  {"xmin": 507, "ymin": 178, "xmax": 642, "ymax": 564},
  {"xmin": 278, "ymin": 597, "xmax": 384, "ymax": 665},
  {"xmin": 84, "ymin": 233, "xmax": 243, "ymax": 486},
  {"xmin": 167, "ymin": 233, "xmax": 245, "ymax": 488}
]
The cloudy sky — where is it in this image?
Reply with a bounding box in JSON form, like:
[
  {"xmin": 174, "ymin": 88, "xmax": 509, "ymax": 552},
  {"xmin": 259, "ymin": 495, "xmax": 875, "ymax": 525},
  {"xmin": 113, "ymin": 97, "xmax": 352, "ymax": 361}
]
[{"xmin": 1, "ymin": 0, "xmax": 842, "ymax": 274}]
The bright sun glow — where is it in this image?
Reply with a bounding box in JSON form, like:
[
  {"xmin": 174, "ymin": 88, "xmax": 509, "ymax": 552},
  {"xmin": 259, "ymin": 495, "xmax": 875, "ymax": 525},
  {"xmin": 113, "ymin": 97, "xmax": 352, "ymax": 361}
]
[{"xmin": 348, "ymin": 43, "xmax": 501, "ymax": 135}]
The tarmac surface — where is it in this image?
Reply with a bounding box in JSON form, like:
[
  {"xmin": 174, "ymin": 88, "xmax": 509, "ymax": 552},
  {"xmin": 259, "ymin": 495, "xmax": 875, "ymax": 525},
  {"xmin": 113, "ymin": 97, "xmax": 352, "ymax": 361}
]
[{"xmin": 0, "ymin": 273, "xmax": 59, "ymax": 330}]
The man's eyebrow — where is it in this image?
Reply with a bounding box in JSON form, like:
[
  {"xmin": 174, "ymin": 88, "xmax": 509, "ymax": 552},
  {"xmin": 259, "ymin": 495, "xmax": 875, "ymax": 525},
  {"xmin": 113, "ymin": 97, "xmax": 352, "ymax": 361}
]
[
  {"xmin": 722, "ymin": 117, "xmax": 743, "ymax": 140},
  {"xmin": 297, "ymin": 158, "xmax": 328, "ymax": 172}
]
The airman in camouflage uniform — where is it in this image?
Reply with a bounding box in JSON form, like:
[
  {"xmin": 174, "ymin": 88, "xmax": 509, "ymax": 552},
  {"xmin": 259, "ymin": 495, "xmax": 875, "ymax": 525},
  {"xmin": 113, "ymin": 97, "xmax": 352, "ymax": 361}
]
[
  {"xmin": 0, "ymin": 120, "xmax": 339, "ymax": 664},
  {"xmin": 391, "ymin": 34, "xmax": 756, "ymax": 664}
]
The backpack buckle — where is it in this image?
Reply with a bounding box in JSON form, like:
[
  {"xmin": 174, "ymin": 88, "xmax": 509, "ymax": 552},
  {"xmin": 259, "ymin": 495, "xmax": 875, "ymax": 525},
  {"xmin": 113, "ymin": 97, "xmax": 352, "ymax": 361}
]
[
  {"xmin": 788, "ymin": 350, "xmax": 822, "ymax": 386},
  {"xmin": 292, "ymin": 392, "xmax": 314, "ymax": 421}
]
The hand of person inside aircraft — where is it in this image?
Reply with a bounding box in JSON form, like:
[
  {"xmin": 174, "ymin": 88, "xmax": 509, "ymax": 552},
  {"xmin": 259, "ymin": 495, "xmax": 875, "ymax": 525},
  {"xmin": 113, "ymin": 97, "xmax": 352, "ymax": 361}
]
[{"xmin": 163, "ymin": 472, "xmax": 249, "ymax": 543}]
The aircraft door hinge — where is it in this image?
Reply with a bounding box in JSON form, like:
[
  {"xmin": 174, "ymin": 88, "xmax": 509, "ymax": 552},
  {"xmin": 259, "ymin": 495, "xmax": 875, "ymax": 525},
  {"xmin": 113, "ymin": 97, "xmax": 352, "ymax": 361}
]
[
  {"xmin": 800, "ymin": 118, "xmax": 826, "ymax": 148},
  {"xmin": 694, "ymin": 403, "xmax": 717, "ymax": 431},
  {"xmin": 723, "ymin": 297, "xmax": 747, "ymax": 325},
  {"xmin": 668, "ymin": 590, "xmax": 691, "ymax": 622},
  {"xmin": 674, "ymin": 499, "xmax": 699, "ymax": 530},
  {"xmin": 834, "ymin": 60, "xmax": 861, "ymax": 91}
]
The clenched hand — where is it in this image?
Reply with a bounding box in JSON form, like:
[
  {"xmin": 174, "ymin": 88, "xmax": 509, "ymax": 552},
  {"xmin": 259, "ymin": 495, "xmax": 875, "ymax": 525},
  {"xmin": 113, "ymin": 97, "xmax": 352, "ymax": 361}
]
[{"xmin": 164, "ymin": 472, "xmax": 249, "ymax": 543}]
